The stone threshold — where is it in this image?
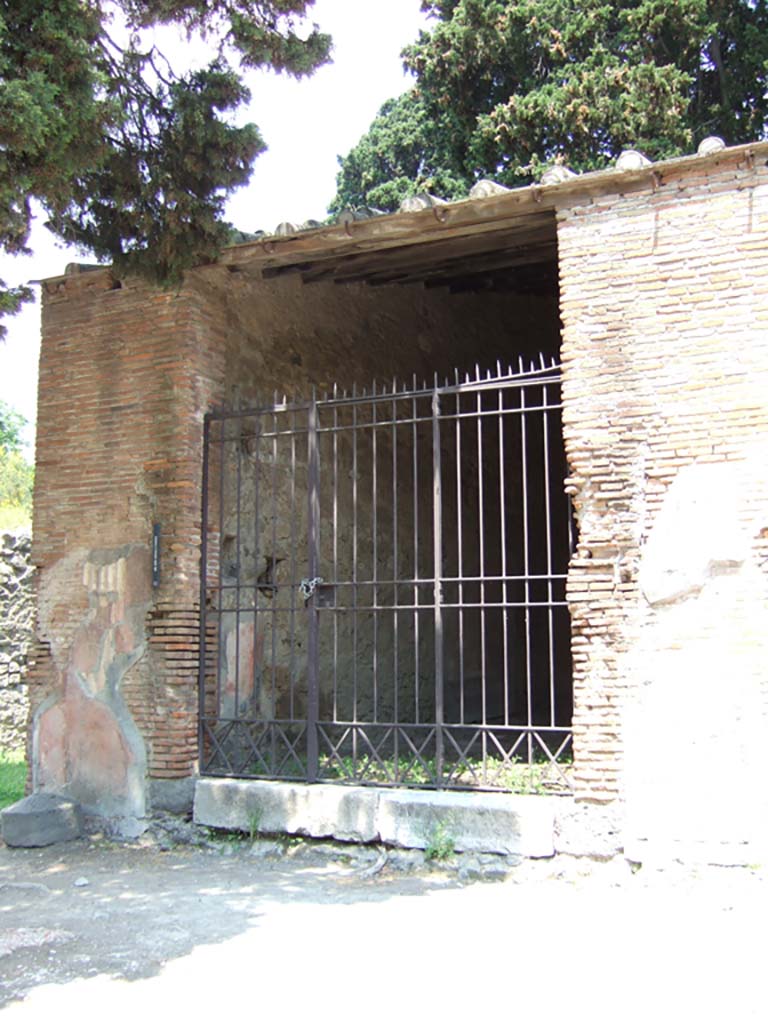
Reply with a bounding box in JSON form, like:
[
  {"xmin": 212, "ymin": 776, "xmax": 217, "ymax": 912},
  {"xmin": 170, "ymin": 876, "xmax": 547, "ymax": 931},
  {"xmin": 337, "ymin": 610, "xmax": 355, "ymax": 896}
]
[{"xmin": 194, "ymin": 778, "xmax": 566, "ymax": 857}]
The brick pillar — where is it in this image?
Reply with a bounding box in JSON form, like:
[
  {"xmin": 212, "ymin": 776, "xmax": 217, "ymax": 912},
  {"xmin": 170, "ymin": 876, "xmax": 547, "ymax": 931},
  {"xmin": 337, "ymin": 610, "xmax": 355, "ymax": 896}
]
[
  {"xmin": 30, "ymin": 269, "xmax": 225, "ymax": 827},
  {"xmin": 558, "ymin": 151, "xmax": 768, "ymax": 863}
]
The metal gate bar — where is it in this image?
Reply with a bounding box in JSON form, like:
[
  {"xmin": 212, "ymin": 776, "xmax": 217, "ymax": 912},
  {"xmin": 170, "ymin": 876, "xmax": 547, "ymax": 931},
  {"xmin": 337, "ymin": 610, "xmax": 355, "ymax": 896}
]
[{"xmin": 199, "ymin": 357, "xmax": 573, "ymax": 793}]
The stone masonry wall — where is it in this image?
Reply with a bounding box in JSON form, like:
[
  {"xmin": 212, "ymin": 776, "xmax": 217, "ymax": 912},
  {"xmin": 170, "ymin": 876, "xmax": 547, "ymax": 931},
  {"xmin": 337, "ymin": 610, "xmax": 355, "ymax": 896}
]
[
  {"xmin": 558, "ymin": 149, "xmax": 768, "ymax": 863},
  {"xmin": 0, "ymin": 532, "xmax": 33, "ymax": 753},
  {"xmin": 31, "ymin": 262, "xmax": 558, "ymax": 827}
]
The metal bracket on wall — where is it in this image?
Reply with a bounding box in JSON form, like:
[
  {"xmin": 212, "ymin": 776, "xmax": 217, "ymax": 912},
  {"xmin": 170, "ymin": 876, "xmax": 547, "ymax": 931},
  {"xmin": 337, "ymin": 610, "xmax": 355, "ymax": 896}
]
[{"xmin": 152, "ymin": 524, "xmax": 161, "ymax": 588}]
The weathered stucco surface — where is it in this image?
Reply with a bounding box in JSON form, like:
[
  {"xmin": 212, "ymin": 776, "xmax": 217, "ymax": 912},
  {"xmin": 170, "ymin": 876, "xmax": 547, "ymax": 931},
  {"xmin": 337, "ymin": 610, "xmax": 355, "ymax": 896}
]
[
  {"xmin": 625, "ymin": 455, "xmax": 768, "ymax": 864},
  {"xmin": 33, "ymin": 545, "xmax": 150, "ymax": 829}
]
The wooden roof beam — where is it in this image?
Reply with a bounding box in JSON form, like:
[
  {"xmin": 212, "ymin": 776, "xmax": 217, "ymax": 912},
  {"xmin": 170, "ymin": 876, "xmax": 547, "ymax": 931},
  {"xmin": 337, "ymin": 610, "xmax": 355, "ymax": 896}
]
[{"xmin": 284, "ymin": 224, "xmax": 557, "ymax": 286}]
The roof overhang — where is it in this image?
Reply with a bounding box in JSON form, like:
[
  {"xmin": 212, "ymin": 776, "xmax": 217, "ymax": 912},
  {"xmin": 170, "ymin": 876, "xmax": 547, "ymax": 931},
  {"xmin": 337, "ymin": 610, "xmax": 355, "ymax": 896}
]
[
  {"xmin": 218, "ymin": 141, "xmax": 767, "ymax": 292},
  {"xmin": 46, "ymin": 141, "xmax": 768, "ymax": 294}
]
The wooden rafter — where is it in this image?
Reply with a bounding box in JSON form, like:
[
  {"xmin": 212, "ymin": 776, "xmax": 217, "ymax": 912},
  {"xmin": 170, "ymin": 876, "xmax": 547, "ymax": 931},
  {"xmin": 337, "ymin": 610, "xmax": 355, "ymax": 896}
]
[{"xmin": 260, "ymin": 216, "xmax": 557, "ymax": 289}]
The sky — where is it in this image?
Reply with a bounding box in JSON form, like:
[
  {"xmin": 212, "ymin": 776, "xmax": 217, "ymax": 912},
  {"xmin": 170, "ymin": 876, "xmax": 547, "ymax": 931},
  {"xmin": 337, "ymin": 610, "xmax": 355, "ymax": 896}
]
[{"xmin": 0, "ymin": 0, "xmax": 431, "ymax": 449}]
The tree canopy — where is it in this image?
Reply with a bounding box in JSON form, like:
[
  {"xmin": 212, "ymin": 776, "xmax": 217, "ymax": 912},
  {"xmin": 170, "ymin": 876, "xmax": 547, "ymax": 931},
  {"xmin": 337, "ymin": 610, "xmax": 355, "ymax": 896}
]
[
  {"xmin": 332, "ymin": 0, "xmax": 768, "ymax": 213},
  {"xmin": 327, "ymin": 91, "xmax": 468, "ymax": 216},
  {"xmin": 0, "ymin": 0, "xmax": 331, "ymax": 336}
]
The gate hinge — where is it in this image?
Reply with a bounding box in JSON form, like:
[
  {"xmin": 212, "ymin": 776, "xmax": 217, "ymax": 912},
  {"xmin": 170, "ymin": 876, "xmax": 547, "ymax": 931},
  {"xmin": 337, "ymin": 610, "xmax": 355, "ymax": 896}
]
[{"xmin": 300, "ymin": 576, "xmax": 325, "ymax": 603}]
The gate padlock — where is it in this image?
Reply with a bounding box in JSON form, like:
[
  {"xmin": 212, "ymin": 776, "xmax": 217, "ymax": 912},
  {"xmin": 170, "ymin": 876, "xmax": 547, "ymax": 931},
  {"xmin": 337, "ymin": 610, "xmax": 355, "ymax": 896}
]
[{"xmin": 299, "ymin": 576, "xmax": 325, "ymax": 604}]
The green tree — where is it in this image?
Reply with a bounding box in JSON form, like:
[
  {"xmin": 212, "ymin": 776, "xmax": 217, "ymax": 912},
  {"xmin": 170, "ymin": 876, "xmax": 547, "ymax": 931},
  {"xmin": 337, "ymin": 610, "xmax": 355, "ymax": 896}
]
[
  {"xmin": 328, "ymin": 90, "xmax": 470, "ymax": 215},
  {"xmin": 0, "ymin": 1, "xmax": 331, "ymax": 336},
  {"xmin": 331, "ymin": 0, "xmax": 768, "ymax": 211},
  {"xmin": 0, "ymin": 398, "xmax": 25, "ymax": 452},
  {"xmin": 0, "ymin": 400, "xmax": 32, "ymax": 527}
]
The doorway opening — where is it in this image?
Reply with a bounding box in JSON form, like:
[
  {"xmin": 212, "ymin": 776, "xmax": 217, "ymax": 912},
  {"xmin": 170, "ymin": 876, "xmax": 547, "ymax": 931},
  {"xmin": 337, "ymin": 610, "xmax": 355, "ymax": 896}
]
[
  {"xmin": 199, "ymin": 357, "xmax": 573, "ymax": 792},
  {"xmin": 200, "ymin": 205, "xmax": 572, "ymax": 792}
]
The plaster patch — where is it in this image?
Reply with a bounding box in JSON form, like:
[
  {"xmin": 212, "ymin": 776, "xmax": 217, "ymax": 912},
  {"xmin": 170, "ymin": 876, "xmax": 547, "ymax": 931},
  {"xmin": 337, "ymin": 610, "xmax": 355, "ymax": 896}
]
[
  {"xmin": 625, "ymin": 453, "xmax": 768, "ymax": 863},
  {"xmin": 34, "ymin": 545, "xmax": 151, "ymax": 821},
  {"xmin": 639, "ymin": 461, "xmax": 751, "ymax": 606}
]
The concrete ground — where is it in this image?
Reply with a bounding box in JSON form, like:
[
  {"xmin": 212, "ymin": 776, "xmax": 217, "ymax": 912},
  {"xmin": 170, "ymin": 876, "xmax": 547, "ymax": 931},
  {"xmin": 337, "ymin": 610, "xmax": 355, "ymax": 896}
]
[{"xmin": 0, "ymin": 820, "xmax": 765, "ymax": 1022}]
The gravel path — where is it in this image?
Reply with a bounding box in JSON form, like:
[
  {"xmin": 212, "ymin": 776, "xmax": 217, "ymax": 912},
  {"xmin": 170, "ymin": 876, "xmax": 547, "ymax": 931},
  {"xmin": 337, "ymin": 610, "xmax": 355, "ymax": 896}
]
[{"xmin": 1, "ymin": 819, "xmax": 765, "ymax": 1022}]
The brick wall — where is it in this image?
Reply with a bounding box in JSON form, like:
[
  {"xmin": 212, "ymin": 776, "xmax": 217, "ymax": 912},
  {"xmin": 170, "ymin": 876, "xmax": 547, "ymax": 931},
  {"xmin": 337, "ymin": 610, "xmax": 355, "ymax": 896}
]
[
  {"xmin": 32, "ymin": 271, "xmax": 218, "ymax": 823},
  {"xmin": 558, "ymin": 150, "xmax": 768, "ymax": 860},
  {"xmin": 35, "ymin": 146, "xmax": 768, "ymax": 855},
  {"xmin": 31, "ymin": 263, "xmax": 557, "ymax": 824}
]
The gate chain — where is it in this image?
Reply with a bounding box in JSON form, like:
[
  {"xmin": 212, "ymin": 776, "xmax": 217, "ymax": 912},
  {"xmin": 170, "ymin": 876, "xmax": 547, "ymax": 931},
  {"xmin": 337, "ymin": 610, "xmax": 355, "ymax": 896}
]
[{"xmin": 300, "ymin": 576, "xmax": 325, "ymax": 604}]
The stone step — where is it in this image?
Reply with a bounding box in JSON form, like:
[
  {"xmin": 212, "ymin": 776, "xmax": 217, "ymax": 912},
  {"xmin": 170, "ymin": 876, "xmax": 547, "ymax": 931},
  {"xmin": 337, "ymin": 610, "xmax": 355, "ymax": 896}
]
[{"xmin": 194, "ymin": 778, "xmax": 559, "ymax": 857}]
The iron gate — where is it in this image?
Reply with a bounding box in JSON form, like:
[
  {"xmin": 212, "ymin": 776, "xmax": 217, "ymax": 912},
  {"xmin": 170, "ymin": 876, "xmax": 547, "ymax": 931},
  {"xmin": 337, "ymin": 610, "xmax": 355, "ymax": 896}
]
[{"xmin": 199, "ymin": 358, "xmax": 574, "ymax": 792}]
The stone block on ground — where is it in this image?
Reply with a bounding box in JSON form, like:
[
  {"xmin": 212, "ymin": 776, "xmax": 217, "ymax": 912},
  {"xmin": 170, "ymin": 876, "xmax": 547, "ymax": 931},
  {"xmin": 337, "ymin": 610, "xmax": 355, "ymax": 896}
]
[
  {"xmin": 1, "ymin": 792, "xmax": 83, "ymax": 847},
  {"xmin": 377, "ymin": 789, "xmax": 556, "ymax": 857},
  {"xmin": 554, "ymin": 799, "xmax": 624, "ymax": 859},
  {"xmin": 194, "ymin": 779, "xmax": 379, "ymax": 843},
  {"xmin": 149, "ymin": 776, "xmax": 196, "ymax": 815},
  {"xmin": 195, "ymin": 780, "xmax": 559, "ymax": 855}
]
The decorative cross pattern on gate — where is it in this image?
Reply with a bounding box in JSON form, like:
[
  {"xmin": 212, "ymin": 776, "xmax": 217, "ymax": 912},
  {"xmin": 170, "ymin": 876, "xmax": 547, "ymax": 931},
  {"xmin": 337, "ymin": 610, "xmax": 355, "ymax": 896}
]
[{"xmin": 199, "ymin": 358, "xmax": 574, "ymax": 793}]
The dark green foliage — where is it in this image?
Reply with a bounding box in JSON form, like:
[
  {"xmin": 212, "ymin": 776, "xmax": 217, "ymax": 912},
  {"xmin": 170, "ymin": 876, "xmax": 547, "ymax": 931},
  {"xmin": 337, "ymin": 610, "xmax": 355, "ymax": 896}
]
[
  {"xmin": 331, "ymin": 0, "xmax": 768, "ymax": 211},
  {"xmin": 329, "ymin": 91, "xmax": 470, "ymax": 214},
  {"xmin": 0, "ymin": 1, "xmax": 331, "ymax": 334}
]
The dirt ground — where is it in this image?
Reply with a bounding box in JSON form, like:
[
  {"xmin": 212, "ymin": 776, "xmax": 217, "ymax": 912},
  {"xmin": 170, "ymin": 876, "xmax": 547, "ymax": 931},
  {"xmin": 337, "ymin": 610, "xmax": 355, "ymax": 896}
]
[{"xmin": 1, "ymin": 819, "xmax": 766, "ymax": 1022}]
